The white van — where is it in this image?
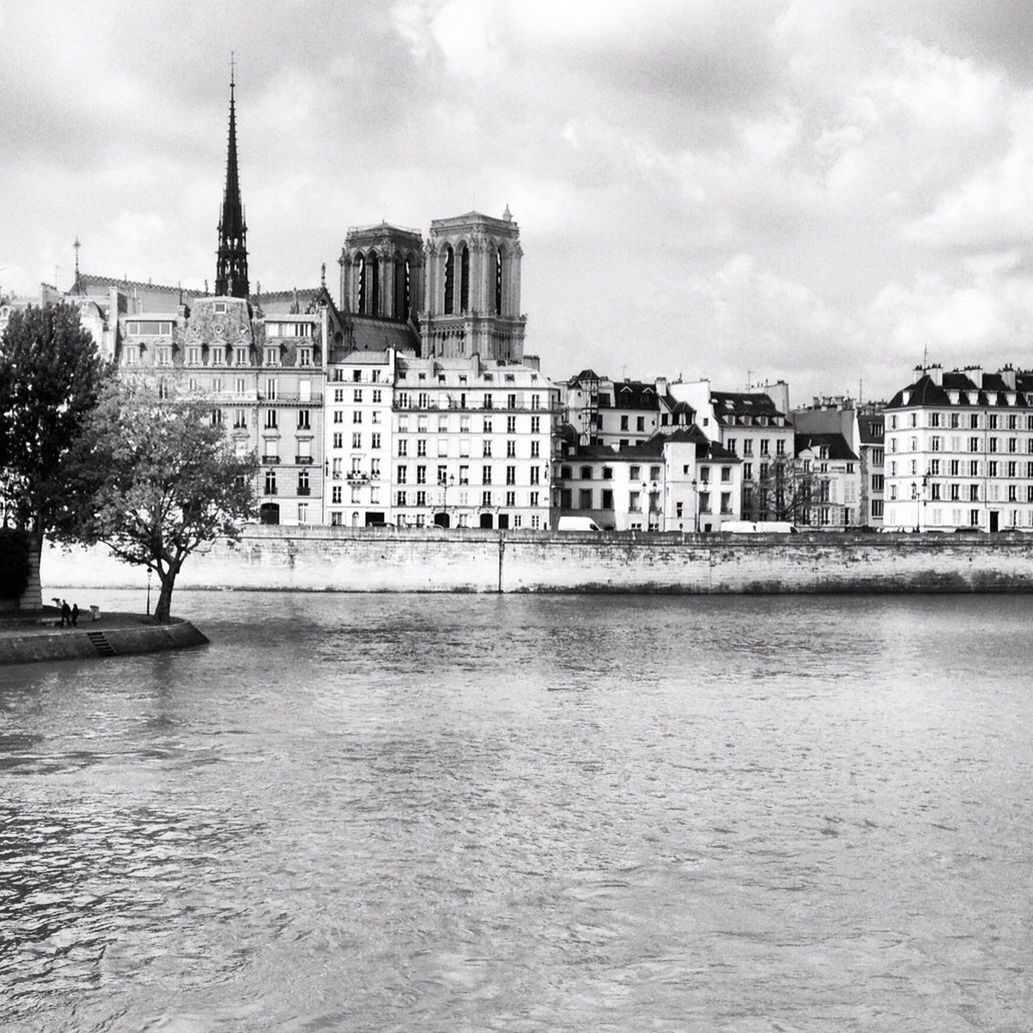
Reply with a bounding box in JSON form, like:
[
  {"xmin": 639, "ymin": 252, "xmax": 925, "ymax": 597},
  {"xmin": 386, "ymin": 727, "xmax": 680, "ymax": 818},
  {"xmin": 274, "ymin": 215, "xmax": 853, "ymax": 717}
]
[{"xmin": 556, "ymin": 516, "xmax": 603, "ymax": 531}]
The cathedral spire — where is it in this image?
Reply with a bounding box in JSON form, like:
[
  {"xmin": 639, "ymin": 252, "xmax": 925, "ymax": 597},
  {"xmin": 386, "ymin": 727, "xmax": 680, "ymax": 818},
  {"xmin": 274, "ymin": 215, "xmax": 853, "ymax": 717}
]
[{"xmin": 215, "ymin": 56, "xmax": 249, "ymax": 298}]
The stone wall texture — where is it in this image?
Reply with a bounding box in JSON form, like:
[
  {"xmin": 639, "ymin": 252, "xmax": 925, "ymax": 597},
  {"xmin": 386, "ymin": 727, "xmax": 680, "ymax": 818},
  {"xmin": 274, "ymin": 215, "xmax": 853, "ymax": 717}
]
[{"xmin": 40, "ymin": 527, "xmax": 1033, "ymax": 594}]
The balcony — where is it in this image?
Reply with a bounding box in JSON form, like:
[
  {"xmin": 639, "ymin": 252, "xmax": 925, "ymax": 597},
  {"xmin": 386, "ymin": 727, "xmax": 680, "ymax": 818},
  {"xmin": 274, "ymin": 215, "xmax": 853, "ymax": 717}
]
[
  {"xmin": 346, "ymin": 472, "xmax": 369, "ymax": 483},
  {"xmin": 295, "ymin": 456, "xmax": 314, "ymax": 465},
  {"xmin": 261, "ymin": 455, "xmax": 281, "ymax": 465},
  {"xmin": 297, "ymin": 486, "xmax": 311, "ymax": 496}
]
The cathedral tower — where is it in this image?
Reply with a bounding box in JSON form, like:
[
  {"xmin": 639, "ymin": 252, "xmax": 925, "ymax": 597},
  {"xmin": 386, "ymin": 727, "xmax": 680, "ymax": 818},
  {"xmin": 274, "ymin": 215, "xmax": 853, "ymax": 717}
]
[
  {"xmin": 339, "ymin": 222, "xmax": 424, "ymax": 322},
  {"xmin": 420, "ymin": 208, "xmax": 525, "ymax": 362},
  {"xmin": 215, "ymin": 65, "xmax": 249, "ymax": 298}
]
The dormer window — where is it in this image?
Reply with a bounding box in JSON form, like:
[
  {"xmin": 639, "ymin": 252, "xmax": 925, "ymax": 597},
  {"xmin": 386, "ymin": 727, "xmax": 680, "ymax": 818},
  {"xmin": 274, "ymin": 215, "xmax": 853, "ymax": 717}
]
[
  {"xmin": 298, "ymin": 348, "xmax": 312, "ymax": 367},
  {"xmin": 264, "ymin": 347, "xmax": 280, "ymax": 366}
]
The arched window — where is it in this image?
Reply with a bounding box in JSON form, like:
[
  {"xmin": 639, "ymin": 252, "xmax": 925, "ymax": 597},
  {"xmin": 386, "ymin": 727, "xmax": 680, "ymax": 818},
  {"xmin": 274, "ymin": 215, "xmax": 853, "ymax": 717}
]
[
  {"xmin": 443, "ymin": 245, "xmax": 455, "ymax": 314},
  {"xmin": 459, "ymin": 244, "xmax": 470, "ymax": 313},
  {"xmin": 394, "ymin": 254, "xmax": 410, "ymax": 320},
  {"xmin": 368, "ymin": 250, "xmax": 380, "ymax": 316},
  {"xmin": 495, "ymin": 245, "xmax": 503, "ymax": 315},
  {"xmin": 355, "ymin": 254, "xmax": 366, "ymax": 314}
]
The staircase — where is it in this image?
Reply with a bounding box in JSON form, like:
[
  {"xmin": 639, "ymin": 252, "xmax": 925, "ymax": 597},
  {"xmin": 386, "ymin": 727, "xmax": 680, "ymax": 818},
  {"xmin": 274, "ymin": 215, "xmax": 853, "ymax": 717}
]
[{"xmin": 86, "ymin": 631, "xmax": 115, "ymax": 657}]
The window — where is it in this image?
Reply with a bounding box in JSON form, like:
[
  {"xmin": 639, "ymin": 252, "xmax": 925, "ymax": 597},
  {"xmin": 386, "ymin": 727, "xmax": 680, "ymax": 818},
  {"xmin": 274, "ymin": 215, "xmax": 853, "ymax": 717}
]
[
  {"xmin": 298, "ymin": 348, "xmax": 312, "ymax": 367},
  {"xmin": 629, "ymin": 466, "xmax": 641, "ymax": 481},
  {"xmin": 482, "ymin": 466, "xmax": 493, "ymax": 485},
  {"xmin": 636, "ymin": 417, "xmax": 645, "ymax": 432},
  {"xmin": 579, "ymin": 489, "xmax": 592, "ymax": 509},
  {"xmin": 629, "ymin": 491, "xmax": 641, "ymax": 512},
  {"xmin": 352, "ymin": 432, "xmax": 361, "ymax": 448},
  {"xmin": 775, "ymin": 439, "xmax": 786, "ymax": 456},
  {"xmin": 398, "ymin": 439, "xmax": 408, "ymax": 457},
  {"xmin": 506, "ymin": 440, "xmax": 516, "ymax": 458},
  {"xmin": 371, "ymin": 433, "xmax": 381, "ymax": 450},
  {"xmin": 760, "ymin": 439, "xmax": 770, "ymax": 456},
  {"xmin": 264, "ymin": 410, "xmax": 278, "ymax": 429},
  {"xmin": 265, "ymin": 347, "xmax": 279, "ymax": 366},
  {"xmin": 483, "ymin": 440, "xmax": 492, "ymax": 457},
  {"xmin": 506, "ymin": 466, "xmax": 517, "ymax": 485},
  {"xmin": 416, "ymin": 465, "xmax": 427, "ymax": 485},
  {"xmin": 743, "ymin": 439, "xmax": 753, "ymax": 456},
  {"xmin": 298, "ymin": 410, "xmax": 310, "ymax": 430},
  {"xmin": 264, "ymin": 470, "xmax": 277, "ymax": 495},
  {"xmin": 620, "ymin": 415, "xmax": 629, "ymax": 431},
  {"xmin": 333, "ymin": 433, "xmax": 343, "ymax": 449},
  {"xmin": 397, "ymin": 490, "xmax": 407, "ymax": 507}
]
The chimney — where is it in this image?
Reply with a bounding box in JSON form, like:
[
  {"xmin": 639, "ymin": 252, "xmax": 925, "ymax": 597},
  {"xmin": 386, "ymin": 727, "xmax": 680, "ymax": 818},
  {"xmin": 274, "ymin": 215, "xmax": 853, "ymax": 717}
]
[
  {"xmin": 1001, "ymin": 367, "xmax": 1017, "ymax": 390},
  {"xmin": 927, "ymin": 365, "xmax": 943, "ymax": 387}
]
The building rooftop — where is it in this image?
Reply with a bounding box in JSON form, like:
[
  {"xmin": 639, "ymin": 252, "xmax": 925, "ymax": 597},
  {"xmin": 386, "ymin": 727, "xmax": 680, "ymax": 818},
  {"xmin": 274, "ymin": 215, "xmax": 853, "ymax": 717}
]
[{"xmin": 795, "ymin": 432, "xmax": 859, "ymax": 462}]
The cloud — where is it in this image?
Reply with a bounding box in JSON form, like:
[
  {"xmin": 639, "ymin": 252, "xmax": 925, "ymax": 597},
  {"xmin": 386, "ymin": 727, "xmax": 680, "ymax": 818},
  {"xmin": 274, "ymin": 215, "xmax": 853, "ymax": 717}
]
[{"xmin": 5, "ymin": 1, "xmax": 1033, "ymax": 406}]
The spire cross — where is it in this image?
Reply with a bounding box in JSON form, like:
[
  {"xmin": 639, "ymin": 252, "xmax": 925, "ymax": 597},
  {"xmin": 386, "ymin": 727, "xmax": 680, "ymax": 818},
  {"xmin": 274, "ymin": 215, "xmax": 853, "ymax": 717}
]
[{"xmin": 230, "ymin": 51, "xmax": 235, "ymax": 87}]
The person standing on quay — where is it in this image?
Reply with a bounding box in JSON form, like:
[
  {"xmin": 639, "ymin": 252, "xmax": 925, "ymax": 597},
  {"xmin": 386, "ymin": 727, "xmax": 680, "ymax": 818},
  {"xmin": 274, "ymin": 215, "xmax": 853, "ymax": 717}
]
[
  {"xmin": 60, "ymin": 600, "xmax": 71, "ymax": 628},
  {"xmin": 71, "ymin": 603, "xmax": 79, "ymax": 628}
]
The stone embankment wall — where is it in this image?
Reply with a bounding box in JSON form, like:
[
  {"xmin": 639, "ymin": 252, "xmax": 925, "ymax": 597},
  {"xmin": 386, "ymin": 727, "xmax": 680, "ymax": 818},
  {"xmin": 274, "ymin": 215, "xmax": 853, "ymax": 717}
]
[
  {"xmin": 0, "ymin": 620, "xmax": 209, "ymax": 666},
  {"xmin": 42, "ymin": 527, "xmax": 1033, "ymax": 593}
]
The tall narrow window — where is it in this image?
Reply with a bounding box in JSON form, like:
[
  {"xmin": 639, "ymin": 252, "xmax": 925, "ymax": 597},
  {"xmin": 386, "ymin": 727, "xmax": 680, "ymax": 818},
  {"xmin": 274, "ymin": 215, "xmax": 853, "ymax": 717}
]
[
  {"xmin": 460, "ymin": 244, "xmax": 470, "ymax": 312},
  {"xmin": 355, "ymin": 254, "xmax": 366, "ymax": 314},
  {"xmin": 443, "ymin": 245, "xmax": 455, "ymax": 314},
  {"xmin": 495, "ymin": 246, "xmax": 503, "ymax": 314},
  {"xmin": 368, "ymin": 250, "xmax": 379, "ymax": 316}
]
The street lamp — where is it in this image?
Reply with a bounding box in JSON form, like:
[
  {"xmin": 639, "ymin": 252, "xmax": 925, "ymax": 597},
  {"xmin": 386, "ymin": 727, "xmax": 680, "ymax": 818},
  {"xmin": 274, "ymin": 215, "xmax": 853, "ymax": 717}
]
[{"xmin": 691, "ymin": 478, "xmax": 700, "ymax": 533}]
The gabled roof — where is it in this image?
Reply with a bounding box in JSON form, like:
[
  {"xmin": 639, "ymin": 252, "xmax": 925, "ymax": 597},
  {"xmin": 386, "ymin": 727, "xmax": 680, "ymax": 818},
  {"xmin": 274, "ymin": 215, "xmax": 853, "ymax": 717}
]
[{"xmin": 795, "ymin": 432, "xmax": 858, "ymax": 461}]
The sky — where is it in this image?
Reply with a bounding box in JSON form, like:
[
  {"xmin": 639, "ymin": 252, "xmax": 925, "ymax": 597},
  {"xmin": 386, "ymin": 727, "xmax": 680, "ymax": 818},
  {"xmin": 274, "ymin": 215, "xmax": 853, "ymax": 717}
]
[{"xmin": 5, "ymin": 1, "xmax": 1033, "ymax": 404}]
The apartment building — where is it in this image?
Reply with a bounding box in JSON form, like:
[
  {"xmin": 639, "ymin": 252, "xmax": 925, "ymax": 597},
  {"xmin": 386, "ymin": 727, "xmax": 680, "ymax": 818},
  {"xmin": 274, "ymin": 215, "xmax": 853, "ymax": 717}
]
[{"xmin": 884, "ymin": 365, "xmax": 1033, "ymax": 532}]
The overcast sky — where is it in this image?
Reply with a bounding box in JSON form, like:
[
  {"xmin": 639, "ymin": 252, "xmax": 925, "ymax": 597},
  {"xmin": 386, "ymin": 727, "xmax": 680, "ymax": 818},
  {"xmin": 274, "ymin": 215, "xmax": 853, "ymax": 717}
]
[{"xmin": 5, "ymin": 1, "xmax": 1033, "ymax": 403}]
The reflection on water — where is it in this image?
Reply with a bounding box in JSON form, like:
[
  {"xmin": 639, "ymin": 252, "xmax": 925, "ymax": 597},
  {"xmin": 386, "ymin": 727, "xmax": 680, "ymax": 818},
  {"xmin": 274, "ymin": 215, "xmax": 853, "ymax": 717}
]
[{"xmin": 2, "ymin": 591, "xmax": 1032, "ymax": 1031}]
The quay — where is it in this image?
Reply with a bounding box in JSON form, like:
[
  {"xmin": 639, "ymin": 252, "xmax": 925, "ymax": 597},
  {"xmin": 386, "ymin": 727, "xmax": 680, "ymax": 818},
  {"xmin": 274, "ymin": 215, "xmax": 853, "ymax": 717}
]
[{"xmin": 38, "ymin": 526, "xmax": 1033, "ymax": 595}]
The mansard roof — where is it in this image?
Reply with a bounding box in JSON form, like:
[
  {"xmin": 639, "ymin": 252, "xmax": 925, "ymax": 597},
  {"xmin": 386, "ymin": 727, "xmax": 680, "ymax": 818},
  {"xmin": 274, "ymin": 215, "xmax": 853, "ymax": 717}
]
[
  {"xmin": 857, "ymin": 413, "xmax": 884, "ymax": 444},
  {"xmin": 662, "ymin": 426, "xmax": 739, "ymax": 461},
  {"xmin": 612, "ymin": 380, "xmax": 660, "ymax": 410},
  {"xmin": 567, "ymin": 368, "xmax": 603, "ymax": 386},
  {"xmin": 795, "ymin": 432, "xmax": 858, "ymax": 461},
  {"xmin": 887, "ymin": 368, "xmax": 1033, "ymax": 409}
]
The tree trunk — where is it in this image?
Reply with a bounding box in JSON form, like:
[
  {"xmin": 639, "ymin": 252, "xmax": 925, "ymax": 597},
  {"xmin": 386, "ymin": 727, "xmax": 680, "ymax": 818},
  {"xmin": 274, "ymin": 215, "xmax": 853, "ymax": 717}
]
[{"xmin": 152, "ymin": 570, "xmax": 177, "ymax": 624}]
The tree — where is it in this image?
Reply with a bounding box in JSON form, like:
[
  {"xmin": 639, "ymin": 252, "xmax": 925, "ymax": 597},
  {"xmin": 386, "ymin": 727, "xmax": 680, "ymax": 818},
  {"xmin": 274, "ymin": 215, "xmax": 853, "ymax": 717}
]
[
  {"xmin": 0, "ymin": 304, "xmax": 110, "ymax": 541},
  {"xmin": 57, "ymin": 380, "xmax": 258, "ymax": 623},
  {"xmin": 749, "ymin": 458, "xmax": 831, "ymax": 524}
]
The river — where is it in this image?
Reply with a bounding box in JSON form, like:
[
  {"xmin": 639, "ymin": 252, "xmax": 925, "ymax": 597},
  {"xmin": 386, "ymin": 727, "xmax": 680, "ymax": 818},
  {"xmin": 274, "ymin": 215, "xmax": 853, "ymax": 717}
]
[{"xmin": 2, "ymin": 591, "xmax": 1031, "ymax": 1031}]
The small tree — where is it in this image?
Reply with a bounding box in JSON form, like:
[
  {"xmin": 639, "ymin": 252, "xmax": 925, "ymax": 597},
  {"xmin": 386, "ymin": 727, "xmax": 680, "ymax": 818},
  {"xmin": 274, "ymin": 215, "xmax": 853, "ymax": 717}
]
[
  {"xmin": 58, "ymin": 381, "xmax": 258, "ymax": 623},
  {"xmin": 0, "ymin": 304, "xmax": 110, "ymax": 605}
]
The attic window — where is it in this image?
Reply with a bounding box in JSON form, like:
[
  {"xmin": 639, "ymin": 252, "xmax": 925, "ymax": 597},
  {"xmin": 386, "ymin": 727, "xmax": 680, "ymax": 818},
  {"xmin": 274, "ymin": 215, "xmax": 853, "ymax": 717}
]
[
  {"xmin": 504, "ymin": 373, "xmax": 515, "ymax": 382},
  {"xmin": 484, "ymin": 373, "xmax": 494, "ymax": 381},
  {"xmin": 967, "ymin": 392, "xmax": 978, "ymax": 404}
]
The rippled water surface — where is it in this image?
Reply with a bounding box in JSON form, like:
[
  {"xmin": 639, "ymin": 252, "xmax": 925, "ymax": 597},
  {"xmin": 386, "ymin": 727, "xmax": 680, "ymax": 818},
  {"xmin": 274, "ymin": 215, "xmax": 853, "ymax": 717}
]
[{"xmin": 2, "ymin": 591, "xmax": 1032, "ymax": 1032}]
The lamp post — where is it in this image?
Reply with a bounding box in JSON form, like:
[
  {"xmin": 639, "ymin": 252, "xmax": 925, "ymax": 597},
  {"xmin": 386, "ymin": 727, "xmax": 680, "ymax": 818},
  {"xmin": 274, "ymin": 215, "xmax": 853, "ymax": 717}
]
[
  {"xmin": 691, "ymin": 478, "xmax": 700, "ymax": 533},
  {"xmin": 146, "ymin": 567, "xmax": 152, "ymax": 616}
]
